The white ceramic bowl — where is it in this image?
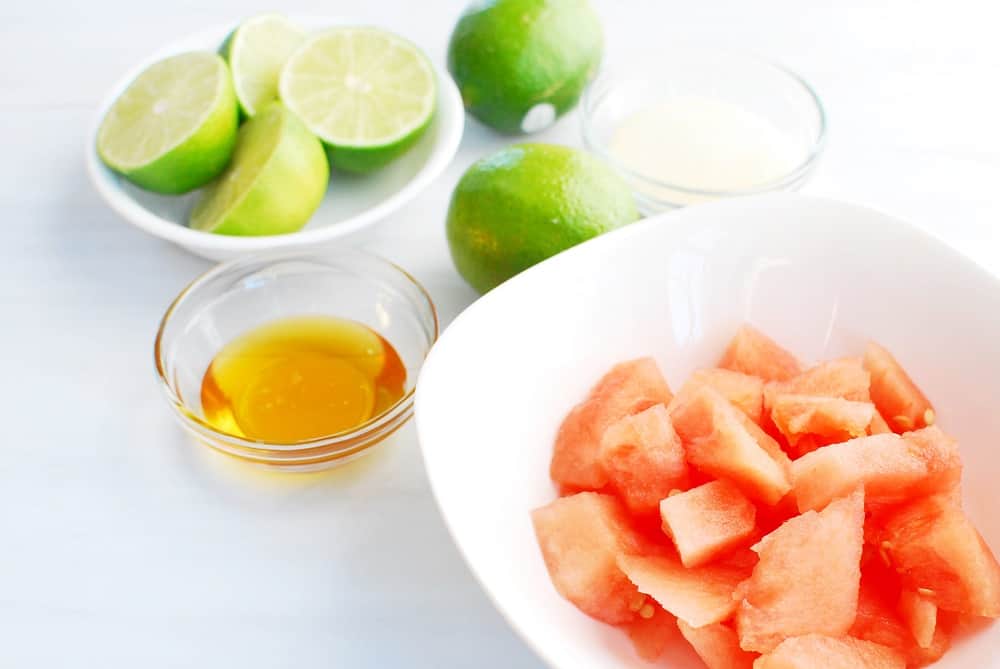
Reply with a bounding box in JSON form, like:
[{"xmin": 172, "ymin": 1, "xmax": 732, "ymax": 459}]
[
  {"xmin": 416, "ymin": 194, "xmax": 1000, "ymax": 668},
  {"xmin": 85, "ymin": 16, "xmax": 464, "ymax": 261}
]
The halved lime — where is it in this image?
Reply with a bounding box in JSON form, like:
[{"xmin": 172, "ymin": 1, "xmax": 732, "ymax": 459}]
[
  {"xmin": 223, "ymin": 14, "xmax": 306, "ymax": 117},
  {"xmin": 97, "ymin": 52, "xmax": 238, "ymax": 194},
  {"xmin": 279, "ymin": 27, "xmax": 437, "ymax": 174},
  {"xmin": 189, "ymin": 102, "xmax": 329, "ymax": 236}
]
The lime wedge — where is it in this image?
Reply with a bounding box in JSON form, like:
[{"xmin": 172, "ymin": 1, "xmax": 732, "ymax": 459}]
[
  {"xmin": 279, "ymin": 27, "xmax": 437, "ymax": 173},
  {"xmin": 189, "ymin": 102, "xmax": 329, "ymax": 236},
  {"xmin": 224, "ymin": 14, "xmax": 306, "ymax": 117},
  {"xmin": 97, "ymin": 52, "xmax": 238, "ymax": 194}
]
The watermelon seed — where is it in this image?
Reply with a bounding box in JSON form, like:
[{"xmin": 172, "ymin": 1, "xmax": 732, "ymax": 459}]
[
  {"xmin": 893, "ymin": 415, "xmax": 913, "ymax": 430},
  {"xmin": 628, "ymin": 592, "xmax": 648, "ymax": 612},
  {"xmin": 917, "ymin": 587, "xmax": 936, "ymax": 597},
  {"xmin": 638, "ymin": 603, "xmax": 656, "ymax": 619},
  {"xmin": 879, "ymin": 541, "xmax": 893, "ymax": 566},
  {"xmin": 923, "ymin": 409, "xmax": 936, "ymax": 426}
]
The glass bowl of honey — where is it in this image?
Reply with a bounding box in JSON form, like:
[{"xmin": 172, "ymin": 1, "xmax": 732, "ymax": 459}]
[{"xmin": 154, "ymin": 249, "xmax": 438, "ymax": 470}]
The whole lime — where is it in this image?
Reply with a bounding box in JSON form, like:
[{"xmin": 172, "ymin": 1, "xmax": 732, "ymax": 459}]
[
  {"xmin": 446, "ymin": 143, "xmax": 639, "ymax": 293},
  {"xmin": 447, "ymin": 0, "xmax": 603, "ymax": 134}
]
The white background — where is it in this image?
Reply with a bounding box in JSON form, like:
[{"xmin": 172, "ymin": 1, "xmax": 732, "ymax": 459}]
[{"xmin": 3, "ymin": 0, "xmax": 1000, "ymax": 666}]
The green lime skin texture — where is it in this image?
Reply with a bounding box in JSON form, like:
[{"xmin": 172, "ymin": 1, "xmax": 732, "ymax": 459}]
[
  {"xmin": 447, "ymin": 0, "xmax": 603, "ymax": 134},
  {"xmin": 446, "ymin": 143, "xmax": 639, "ymax": 293},
  {"xmin": 189, "ymin": 102, "xmax": 329, "ymax": 236},
  {"xmin": 97, "ymin": 52, "xmax": 238, "ymax": 194}
]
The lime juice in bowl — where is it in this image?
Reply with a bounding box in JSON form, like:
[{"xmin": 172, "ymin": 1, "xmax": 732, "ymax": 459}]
[{"xmin": 581, "ymin": 48, "xmax": 826, "ymax": 213}]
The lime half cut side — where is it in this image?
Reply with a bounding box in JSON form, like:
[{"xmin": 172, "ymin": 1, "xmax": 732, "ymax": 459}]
[
  {"xmin": 97, "ymin": 52, "xmax": 238, "ymax": 194},
  {"xmin": 279, "ymin": 27, "xmax": 437, "ymax": 173},
  {"xmin": 189, "ymin": 102, "xmax": 329, "ymax": 237},
  {"xmin": 224, "ymin": 14, "xmax": 306, "ymax": 117}
]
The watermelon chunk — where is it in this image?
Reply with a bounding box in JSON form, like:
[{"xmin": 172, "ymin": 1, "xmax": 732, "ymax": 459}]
[
  {"xmin": 790, "ymin": 427, "xmax": 962, "ymax": 513},
  {"xmin": 669, "ymin": 385, "xmax": 791, "ymax": 505},
  {"xmin": 753, "ymin": 635, "xmax": 905, "ymax": 669},
  {"xmin": 877, "ymin": 493, "xmax": 1000, "ymax": 617},
  {"xmin": 898, "ymin": 589, "xmax": 937, "ymax": 649},
  {"xmin": 551, "ymin": 358, "xmax": 673, "ymax": 490},
  {"xmin": 531, "ymin": 492, "xmax": 648, "ymax": 624},
  {"xmin": 769, "ymin": 393, "xmax": 875, "ymax": 454},
  {"xmin": 736, "ymin": 489, "xmax": 864, "ymax": 653},
  {"xmin": 599, "ymin": 404, "xmax": 689, "ymax": 514},
  {"xmin": 660, "ymin": 480, "xmax": 757, "ymax": 568},
  {"xmin": 738, "ymin": 410, "xmax": 794, "ymax": 473},
  {"xmin": 618, "ymin": 553, "xmax": 751, "ymax": 628},
  {"xmin": 623, "ymin": 602, "xmax": 678, "ymax": 661},
  {"xmin": 869, "ymin": 410, "xmax": 892, "ymax": 434},
  {"xmin": 851, "ymin": 567, "xmax": 951, "ymax": 667},
  {"xmin": 718, "ymin": 324, "xmax": 803, "ymax": 382},
  {"xmin": 689, "ymin": 368, "xmax": 765, "ymax": 423},
  {"xmin": 863, "ymin": 342, "xmax": 935, "ymax": 433},
  {"xmin": 678, "ymin": 620, "xmax": 757, "ymax": 669},
  {"xmin": 764, "ymin": 357, "xmax": 871, "ymax": 404}
]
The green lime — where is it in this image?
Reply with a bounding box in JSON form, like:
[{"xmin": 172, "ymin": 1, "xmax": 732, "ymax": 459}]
[
  {"xmin": 189, "ymin": 102, "xmax": 329, "ymax": 236},
  {"xmin": 447, "ymin": 0, "xmax": 603, "ymax": 134},
  {"xmin": 446, "ymin": 143, "xmax": 639, "ymax": 293},
  {"xmin": 223, "ymin": 14, "xmax": 306, "ymax": 117},
  {"xmin": 97, "ymin": 52, "xmax": 238, "ymax": 194},
  {"xmin": 279, "ymin": 27, "xmax": 437, "ymax": 174}
]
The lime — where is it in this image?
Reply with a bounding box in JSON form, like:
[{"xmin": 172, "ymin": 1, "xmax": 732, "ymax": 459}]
[
  {"xmin": 223, "ymin": 14, "xmax": 306, "ymax": 117},
  {"xmin": 279, "ymin": 27, "xmax": 436, "ymax": 174},
  {"xmin": 447, "ymin": 0, "xmax": 603, "ymax": 134},
  {"xmin": 446, "ymin": 143, "xmax": 639, "ymax": 293},
  {"xmin": 97, "ymin": 52, "xmax": 238, "ymax": 194},
  {"xmin": 189, "ymin": 102, "xmax": 329, "ymax": 236}
]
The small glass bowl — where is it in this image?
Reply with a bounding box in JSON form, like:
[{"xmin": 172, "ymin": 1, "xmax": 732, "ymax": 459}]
[
  {"xmin": 154, "ymin": 249, "xmax": 438, "ymax": 471},
  {"xmin": 582, "ymin": 48, "xmax": 827, "ymax": 213}
]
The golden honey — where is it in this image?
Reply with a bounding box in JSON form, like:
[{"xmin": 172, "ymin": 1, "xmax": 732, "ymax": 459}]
[{"xmin": 200, "ymin": 316, "xmax": 406, "ymax": 443}]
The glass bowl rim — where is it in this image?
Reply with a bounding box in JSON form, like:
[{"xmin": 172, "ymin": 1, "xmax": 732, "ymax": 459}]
[
  {"xmin": 580, "ymin": 47, "xmax": 828, "ymax": 199},
  {"xmin": 153, "ymin": 248, "xmax": 440, "ymax": 457}
]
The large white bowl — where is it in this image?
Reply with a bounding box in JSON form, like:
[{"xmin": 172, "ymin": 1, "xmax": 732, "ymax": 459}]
[
  {"xmin": 85, "ymin": 16, "xmax": 464, "ymax": 261},
  {"xmin": 415, "ymin": 194, "xmax": 1000, "ymax": 668}
]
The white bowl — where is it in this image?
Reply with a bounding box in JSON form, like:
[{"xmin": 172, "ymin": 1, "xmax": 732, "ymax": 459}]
[
  {"xmin": 415, "ymin": 194, "xmax": 1000, "ymax": 668},
  {"xmin": 85, "ymin": 16, "xmax": 464, "ymax": 261}
]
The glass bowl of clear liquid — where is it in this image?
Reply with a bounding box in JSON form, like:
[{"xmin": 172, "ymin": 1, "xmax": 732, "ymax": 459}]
[{"xmin": 581, "ymin": 47, "xmax": 826, "ymax": 214}]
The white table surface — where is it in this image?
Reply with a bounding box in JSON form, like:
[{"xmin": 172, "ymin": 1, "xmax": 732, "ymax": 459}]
[{"xmin": 3, "ymin": 1, "xmax": 1000, "ymax": 666}]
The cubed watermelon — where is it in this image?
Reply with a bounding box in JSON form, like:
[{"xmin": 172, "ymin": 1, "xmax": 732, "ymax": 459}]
[
  {"xmin": 898, "ymin": 589, "xmax": 937, "ymax": 649},
  {"xmin": 869, "ymin": 410, "xmax": 893, "ymax": 434},
  {"xmin": 660, "ymin": 480, "xmax": 757, "ymax": 568},
  {"xmin": 551, "ymin": 358, "xmax": 673, "ymax": 490},
  {"xmin": 623, "ymin": 602, "xmax": 678, "ymax": 661},
  {"xmin": 877, "ymin": 493, "xmax": 1000, "ymax": 617},
  {"xmin": 736, "ymin": 489, "xmax": 864, "ymax": 653},
  {"xmin": 599, "ymin": 404, "xmax": 689, "ymax": 515},
  {"xmin": 863, "ymin": 342, "xmax": 935, "ymax": 434},
  {"xmin": 753, "ymin": 635, "xmax": 905, "ymax": 669},
  {"xmin": 764, "ymin": 357, "xmax": 871, "ymax": 404},
  {"xmin": 738, "ymin": 410, "xmax": 794, "ymax": 473},
  {"xmin": 790, "ymin": 427, "xmax": 962, "ymax": 513},
  {"xmin": 851, "ymin": 567, "xmax": 951, "ymax": 667},
  {"xmin": 678, "ymin": 620, "xmax": 757, "ymax": 669},
  {"xmin": 769, "ymin": 393, "xmax": 875, "ymax": 454},
  {"xmin": 718, "ymin": 324, "xmax": 803, "ymax": 382},
  {"xmin": 689, "ymin": 368, "xmax": 766, "ymax": 423},
  {"xmin": 618, "ymin": 553, "xmax": 752, "ymax": 628},
  {"xmin": 532, "ymin": 492, "xmax": 648, "ymax": 624},
  {"xmin": 669, "ymin": 385, "xmax": 791, "ymax": 505}
]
